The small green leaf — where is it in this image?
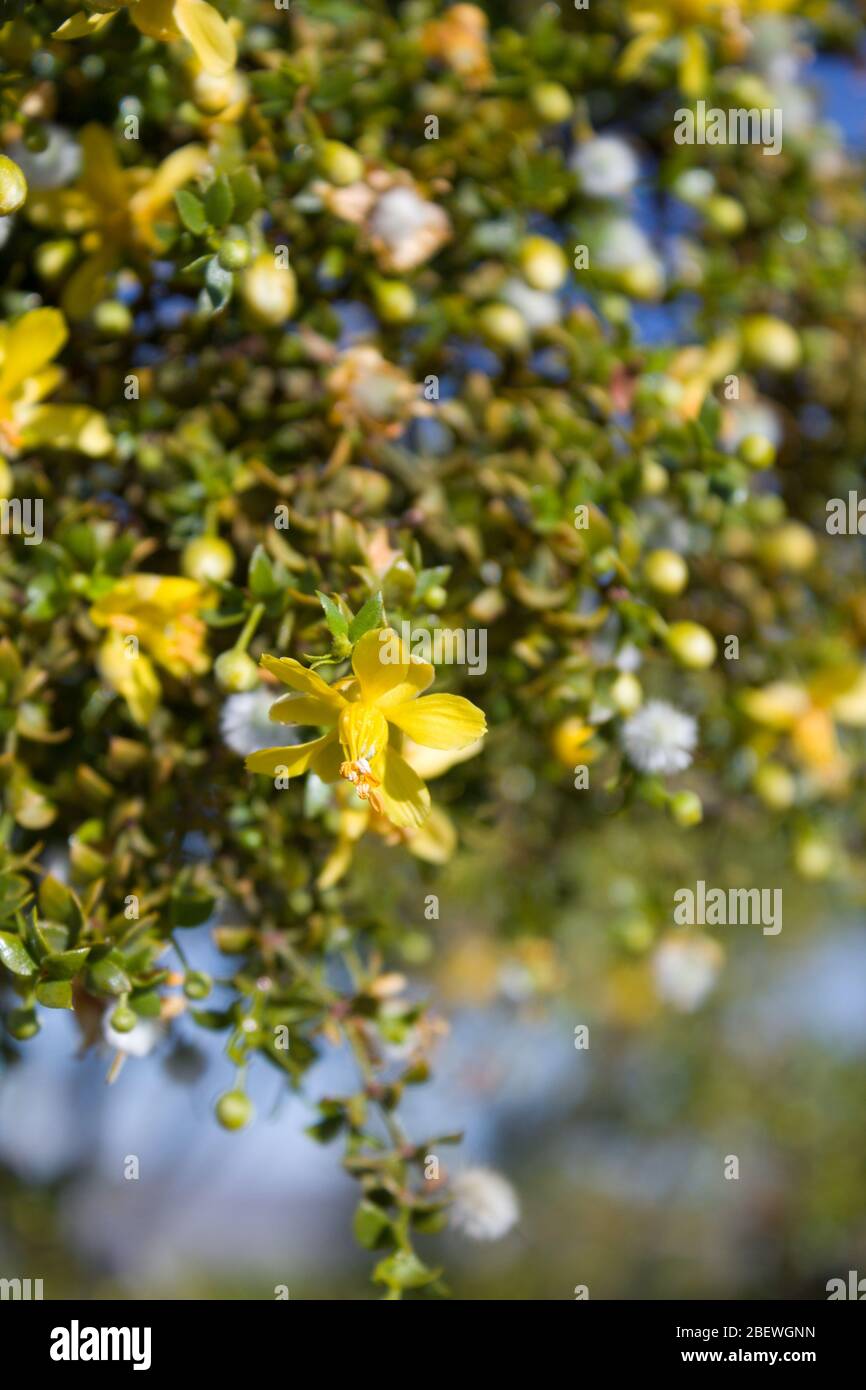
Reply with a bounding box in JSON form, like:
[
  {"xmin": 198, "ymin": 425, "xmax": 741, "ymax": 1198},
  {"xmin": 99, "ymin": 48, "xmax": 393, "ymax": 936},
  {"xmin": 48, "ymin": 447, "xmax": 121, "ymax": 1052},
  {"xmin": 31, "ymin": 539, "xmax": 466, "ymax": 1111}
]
[
  {"xmin": 204, "ymin": 256, "xmax": 233, "ymax": 312},
  {"xmin": 249, "ymin": 544, "xmax": 280, "ymax": 599},
  {"xmin": 175, "ymin": 189, "xmax": 208, "ymax": 235},
  {"xmin": 316, "ymin": 590, "xmax": 350, "ymax": 641},
  {"xmin": 348, "ymin": 592, "xmax": 385, "ymax": 645},
  {"xmin": 44, "ymin": 947, "xmax": 90, "ymax": 980},
  {"xmin": 35, "ymin": 979, "xmax": 73, "ymax": 1010},
  {"xmin": 353, "ymin": 1201, "xmax": 393, "ymax": 1250},
  {"xmin": 0, "ymin": 930, "xmax": 37, "ymax": 977},
  {"xmin": 170, "ymin": 887, "xmax": 216, "ymax": 928},
  {"xmin": 204, "ymin": 176, "xmax": 235, "ymax": 229},
  {"xmin": 373, "ymin": 1250, "xmax": 441, "ymax": 1292}
]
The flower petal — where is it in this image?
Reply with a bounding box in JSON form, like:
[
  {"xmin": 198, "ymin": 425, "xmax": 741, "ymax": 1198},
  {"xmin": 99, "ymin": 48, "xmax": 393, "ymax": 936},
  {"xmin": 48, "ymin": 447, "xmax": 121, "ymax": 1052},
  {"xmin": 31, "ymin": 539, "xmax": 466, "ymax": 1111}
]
[
  {"xmin": 0, "ymin": 308, "xmax": 67, "ymax": 397},
  {"xmin": 406, "ymin": 805, "xmax": 456, "ymax": 864},
  {"xmin": 22, "ymin": 405, "xmax": 112, "ymax": 456},
  {"xmin": 245, "ymin": 732, "xmax": 337, "ymax": 778},
  {"xmin": 259, "ymin": 654, "xmax": 346, "ymax": 712},
  {"xmin": 268, "ymin": 693, "xmax": 340, "ymax": 728},
  {"xmin": 130, "ymin": 0, "xmax": 181, "ymax": 43},
  {"xmin": 53, "ymin": 10, "xmax": 116, "ymax": 40},
  {"xmin": 375, "ymin": 653, "xmax": 436, "ymax": 708},
  {"xmin": 384, "ymin": 694, "xmax": 487, "ymax": 749},
  {"xmin": 351, "ymin": 627, "xmax": 409, "ymax": 703},
  {"xmin": 97, "ymin": 633, "xmax": 161, "ymax": 727},
  {"xmin": 173, "ymin": 0, "xmax": 237, "ymax": 76},
  {"xmin": 378, "ymin": 748, "xmax": 431, "ymax": 829}
]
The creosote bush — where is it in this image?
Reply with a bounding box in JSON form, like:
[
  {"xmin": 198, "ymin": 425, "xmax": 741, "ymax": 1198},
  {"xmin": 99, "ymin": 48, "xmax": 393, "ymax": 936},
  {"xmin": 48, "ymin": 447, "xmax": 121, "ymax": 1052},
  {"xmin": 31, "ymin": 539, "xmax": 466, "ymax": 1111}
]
[{"xmin": 1, "ymin": 0, "xmax": 866, "ymax": 1297}]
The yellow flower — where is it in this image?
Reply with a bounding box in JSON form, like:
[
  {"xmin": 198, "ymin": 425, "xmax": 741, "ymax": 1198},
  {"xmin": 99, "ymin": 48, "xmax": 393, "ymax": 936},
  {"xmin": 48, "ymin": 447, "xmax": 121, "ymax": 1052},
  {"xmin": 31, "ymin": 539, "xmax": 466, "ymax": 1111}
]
[
  {"xmin": 54, "ymin": 0, "xmax": 236, "ymax": 76},
  {"xmin": 619, "ymin": 1, "xmax": 800, "ymax": 96},
  {"xmin": 420, "ymin": 4, "xmax": 492, "ymax": 90},
  {"xmin": 317, "ymin": 736, "xmax": 483, "ymax": 888},
  {"xmin": 740, "ymin": 668, "xmax": 866, "ymax": 793},
  {"xmin": 90, "ymin": 575, "xmax": 211, "ymax": 724},
  {"xmin": 27, "ymin": 125, "xmax": 209, "ymax": 319},
  {"xmin": 0, "ymin": 307, "xmax": 111, "ymax": 457},
  {"xmin": 247, "ymin": 628, "xmax": 487, "ymax": 829}
]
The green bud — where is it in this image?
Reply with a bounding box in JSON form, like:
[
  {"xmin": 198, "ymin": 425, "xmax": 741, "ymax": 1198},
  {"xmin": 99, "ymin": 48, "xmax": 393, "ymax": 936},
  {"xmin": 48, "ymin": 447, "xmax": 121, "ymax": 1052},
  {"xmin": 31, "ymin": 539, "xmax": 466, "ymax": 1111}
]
[
  {"xmin": 738, "ymin": 434, "xmax": 776, "ymax": 470},
  {"xmin": 218, "ymin": 234, "xmax": 251, "ymax": 271},
  {"xmin": 0, "ymin": 154, "xmax": 27, "ymax": 216},
  {"xmin": 529, "ymin": 81, "xmax": 573, "ymax": 123},
  {"xmin": 216, "ymin": 1090, "xmax": 254, "ymax": 1131},
  {"xmin": 373, "ymin": 279, "xmax": 416, "ymax": 324},
  {"xmin": 7, "ymin": 1007, "xmax": 40, "ymax": 1041},
  {"xmin": 92, "ymin": 300, "xmax": 134, "ymax": 336},
  {"xmin": 215, "ymin": 648, "xmax": 259, "ymax": 692},
  {"xmin": 109, "ymin": 1003, "xmax": 139, "ymax": 1033},
  {"xmin": 319, "ymin": 140, "xmax": 364, "ymax": 186},
  {"xmin": 184, "ymin": 971, "xmax": 212, "ymax": 1001},
  {"xmin": 669, "ymin": 790, "xmax": 703, "ymax": 828},
  {"xmin": 182, "ymin": 535, "xmax": 235, "ymax": 584}
]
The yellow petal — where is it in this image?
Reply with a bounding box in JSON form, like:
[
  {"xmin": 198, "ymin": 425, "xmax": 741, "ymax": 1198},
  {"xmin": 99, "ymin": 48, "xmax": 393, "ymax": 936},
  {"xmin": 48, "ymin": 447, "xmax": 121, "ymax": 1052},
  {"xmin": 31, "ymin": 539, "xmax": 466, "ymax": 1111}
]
[
  {"xmin": 0, "ymin": 309, "xmax": 67, "ymax": 397},
  {"xmin": 740, "ymin": 683, "xmax": 810, "ymax": 730},
  {"xmin": 61, "ymin": 250, "xmax": 116, "ymax": 322},
  {"xmin": 375, "ymin": 654, "xmax": 436, "ymax": 708},
  {"xmin": 21, "ymin": 405, "xmax": 112, "ymax": 457},
  {"xmin": 679, "ymin": 30, "xmax": 707, "ymax": 98},
  {"xmin": 246, "ymin": 732, "xmax": 337, "ymax": 778},
  {"xmin": 78, "ymin": 126, "xmax": 126, "ymax": 209},
  {"xmin": 259, "ymin": 653, "xmax": 346, "ymax": 713},
  {"xmin": 378, "ymin": 749, "xmax": 431, "ymax": 829},
  {"xmin": 98, "ymin": 633, "xmax": 161, "ymax": 726},
  {"xmin": 406, "ymin": 805, "xmax": 456, "ymax": 864},
  {"xmin": 384, "ymin": 693, "xmax": 487, "ymax": 749},
  {"xmin": 53, "ymin": 11, "xmax": 117, "ymax": 40},
  {"xmin": 173, "ymin": 0, "xmax": 237, "ymax": 76},
  {"xmin": 351, "ymin": 627, "xmax": 410, "ymax": 703},
  {"xmin": 131, "ymin": 0, "xmax": 181, "ymax": 42},
  {"xmin": 129, "ymin": 143, "xmax": 209, "ymax": 228},
  {"xmin": 402, "ymin": 735, "xmax": 484, "ymax": 780},
  {"xmin": 268, "ymin": 693, "xmax": 340, "ymax": 728}
]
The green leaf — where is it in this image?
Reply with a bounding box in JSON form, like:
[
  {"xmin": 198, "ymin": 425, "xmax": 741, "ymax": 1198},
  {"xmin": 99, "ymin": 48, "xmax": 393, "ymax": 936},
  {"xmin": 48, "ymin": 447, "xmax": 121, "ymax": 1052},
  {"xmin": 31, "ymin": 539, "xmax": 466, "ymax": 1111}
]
[
  {"xmin": 353, "ymin": 1201, "xmax": 393, "ymax": 1249},
  {"xmin": 229, "ymin": 168, "xmax": 262, "ymax": 223},
  {"xmin": 44, "ymin": 947, "xmax": 90, "ymax": 980},
  {"xmin": 38, "ymin": 874, "xmax": 74, "ymax": 925},
  {"xmin": 0, "ymin": 873, "xmax": 32, "ymax": 918},
  {"xmin": 85, "ymin": 954, "xmax": 131, "ymax": 997},
  {"xmin": 0, "ymin": 930, "xmax": 37, "ymax": 977},
  {"xmin": 204, "ymin": 176, "xmax": 235, "ymax": 229},
  {"xmin": 248, "ymin": 544, "xmax": 280, "ymax": 599},
  {"xmin": 175, "ymin": 189, "xmax": 208, "ymax": 235},
  {"xmin": 316, "ymin": 590, "xmax": 350, "ymax": 641},
  {"xmin": 373, "ymin": 1250, "xmax": 441, "ymax": 1292},
  {"xmin": 348, "ymin": 592, "xmax": 385, "ymax": 645},
  {"xmin": 204, "ymin": 256, "xmax": 233, "ymax": 313},
  {"xmin": 170, "ymin": 887, "xmax": 216, "ymax": 928},
  {"xmin": 35, "ymin": 979, "xmax": 73, "ymax": 1010}
]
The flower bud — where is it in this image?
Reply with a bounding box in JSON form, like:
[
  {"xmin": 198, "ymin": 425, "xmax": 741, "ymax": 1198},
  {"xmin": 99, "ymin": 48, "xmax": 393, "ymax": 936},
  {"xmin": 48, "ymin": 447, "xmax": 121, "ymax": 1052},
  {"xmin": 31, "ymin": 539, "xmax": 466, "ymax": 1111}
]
[
  {"xmin": 741, "ymin": 315, "xmax": 801, "ymax": 371},
  {"xmin": 759, "ymin": 522, "xmax": 817, "ymax": 572},
  {"xmin": 0, "ymin": 154, "xmax": 27, "ymax": 216},
  {"xmin": 704, "ymin": 195, "xmax": 746, "ymax": 236},
  {"xmin": 109, "ymin": 1003, "xmax": 139, "ymax": 1033},
  {"xmin": 241, "ymin": 252, "xmax": 297, "ymax": 326},
  {"xmin": 530, "ymin": 81, "xmax": 573, "ymax": 123},
  {"xmin": 216, "ymin": 1090, "xmax": 254, "ymax": 1130},
  {"xmin": 753, "ymin": 762, "xmax": 796, "ymax": 810},
  {"xmin": 793, "ymin": 833, "xmax": 833, "ymax": 881},
  {"xmin": 669, "ymin": 789, "xmax": 703, "ymax": 828},
  {"xmin": 215, "ymin": 648, "xmax": 259, "ymax": 692},
  {"xmin": 611, "ymin": 672, "xmax": 642, "ymax": 715},
  {"xmin": 184, "ymin": 971, "xmax": 212, "ymax": 1000},
  {"xmin": 7, "ymin": 1007, "xmax": 39, "ymax": 1041},
  {"xmin": 373, "ymin": 278, "xmax": 416, "ymax": 323},
  {"xmin": 182, "ymin": 535, "xmax": 235, "ymax": 584},
  {"xmin": 478, "ymin": 303, "xmax": 528, "ymax": 350},
  {"xmin": 644, "ymin": 548, "xmax": 688, "ymax": 596},
  {"xmin": 517, "ymin": 235, "xmax": 567, "ymax": 291},
  {"xmin": 319, "ymin": 140, "xmax": 364, "ymax": 186},
  {"xmin": 218, "ymin": 233, "xmax": 251, "ymax": 271},
  {"xmin": 92, "ymin": 300, "xmax": 133, "ymax": 337},
  {"xmin": 738, "ymin": 433, "xmax": 776, "ymax": 469},
  {"xmin": 666, "ymin": 621, "xmax": 717, "ymax": 669}
]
